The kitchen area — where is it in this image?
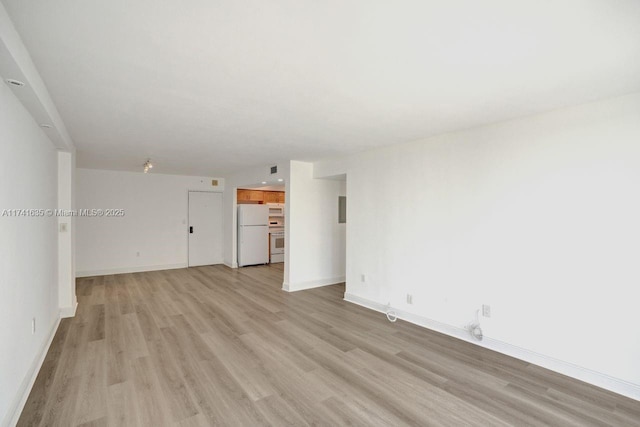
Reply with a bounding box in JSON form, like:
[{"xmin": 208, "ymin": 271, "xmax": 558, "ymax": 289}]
[{"xmin": 237, "ymin": 186, "xmax": 285, "ymax": 267}]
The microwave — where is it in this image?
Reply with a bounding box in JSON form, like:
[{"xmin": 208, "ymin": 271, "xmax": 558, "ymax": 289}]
[{"xmin": 267, "ymin": 203, "xmax": 284, "ymax": 217}]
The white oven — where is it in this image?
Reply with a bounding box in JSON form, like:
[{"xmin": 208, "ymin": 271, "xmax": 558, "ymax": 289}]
[{"xmin": 270, "ymin": 231, "xmax": 285, "ymax": 263}]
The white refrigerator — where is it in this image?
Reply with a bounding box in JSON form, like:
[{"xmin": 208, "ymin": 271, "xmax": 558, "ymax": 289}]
[{"xmin": 237, "ymin": 205, "xmax": 269, "ymax": 267}]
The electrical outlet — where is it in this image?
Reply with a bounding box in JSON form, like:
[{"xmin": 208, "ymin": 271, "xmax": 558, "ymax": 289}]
[
  {"xmin": 406, "ymin": 294, "xmax": 413, "ymax": 304},
  {"xmin": 482, "ymin": 304, "xmax": 491, "ymax": 318},
  {"xmin": 32, "ymin": 318, "xmax": 36, "ymax": 335},
  {"xmin": 361, "ymin": 274, "xmax": 366, "ymax": 283}
]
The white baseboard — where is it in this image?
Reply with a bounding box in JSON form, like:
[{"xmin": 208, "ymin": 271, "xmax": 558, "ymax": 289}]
[
  {"xmin": 282, "ymin": 276, "xmax": 345, "ymax": 292},
  {"xmin": 59, "ymin": 299, "xmax": 77, "ymax": 318},
  {"xmin": 3, "ymin": 316, "xmax": 60, "ymax": 427},
  {"xmin": 76, "ymin": 263, "xmax": 188, "ymax": 277},
  {"xmin": 223, "ymin": 261, "xmax": 238, "ymax": 269},
  {"xmin": 343, "ymin": 293, "xmax": 640, "ymax": 402}
]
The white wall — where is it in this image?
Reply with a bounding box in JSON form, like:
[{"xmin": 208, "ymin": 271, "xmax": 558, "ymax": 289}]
[
  {"xmin": 313, "ymin": 156, "xmax": 349, "ymax": 180},
  {"xmin": 75, "ymin": 169, "xmax": 224, "ymax": 276},
  {"xmin": 285, "ymin": 161, "xmax": 346, "ymax": 291},
  {"xmin": 0, "ymin": 80, "xmax": 59, "ymax": 426},
  {"xmin": 57, "ymin": 151, "xmax": 76, "ymax": 316},
  {"xmin": 334, "ymin": 93, "xmax": 640, "ymax": 399}
]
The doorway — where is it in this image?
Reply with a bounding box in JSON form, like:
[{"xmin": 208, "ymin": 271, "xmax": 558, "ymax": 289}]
[
  {"xmin": 188, "ymin": 191, "xmax": 223, "ymax": 267},
  {"xmin": 235, "ymin": 182, "xmax": 286, "ymax": 283}
]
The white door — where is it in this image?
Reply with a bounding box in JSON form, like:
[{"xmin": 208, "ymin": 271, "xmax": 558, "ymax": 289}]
[{"xmin": 188, "ymin": 191, "xmax": 223, "ymax": 267}]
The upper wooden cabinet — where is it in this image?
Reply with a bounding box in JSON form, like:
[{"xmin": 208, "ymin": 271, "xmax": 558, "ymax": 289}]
[
  {"xmin": 264, "ymin": 191, "xmax": 284, "ymax": 203},
  {"xmin": 263, "ymin": 192, "xmax": 276, "ymax": 203},
  {"xmin": 237, "ymin": 189, "xmax": 264, "ymax": 202},
  {"xmin": 237, "ymin": 189, "xmax": 285, "ymax": 204}
]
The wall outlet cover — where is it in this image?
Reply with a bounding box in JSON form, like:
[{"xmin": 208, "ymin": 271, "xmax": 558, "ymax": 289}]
[{"xmin": 482, "ymin": 304, "xmax": 491, "ymax": 318}]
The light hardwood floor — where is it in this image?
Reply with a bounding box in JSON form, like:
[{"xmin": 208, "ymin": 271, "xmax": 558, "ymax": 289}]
[{"xmin": 18, "ymin": 264, "xmax": 640, "ymax": 426}]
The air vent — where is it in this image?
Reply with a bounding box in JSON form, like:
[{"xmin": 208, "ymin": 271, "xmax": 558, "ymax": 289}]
[{"xmin": 270, "ymin": 165, "xmax": 278, "ymax": 174}]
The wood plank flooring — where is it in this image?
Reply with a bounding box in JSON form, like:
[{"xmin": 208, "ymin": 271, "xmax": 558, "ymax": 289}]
[{"xmin": 18, "ymin": 264, "xmax": 640, "ymax": 426}]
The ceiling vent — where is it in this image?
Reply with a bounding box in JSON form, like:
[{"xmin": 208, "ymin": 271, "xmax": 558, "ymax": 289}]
[{"xmin": 270, "ymin": 165, "xmax": 278, "ymax": 174}]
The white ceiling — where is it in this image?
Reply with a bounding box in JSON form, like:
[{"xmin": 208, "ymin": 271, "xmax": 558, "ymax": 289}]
[{"xmin": 3, "ymin": 0, "xmax": 640, "ymax": 176}]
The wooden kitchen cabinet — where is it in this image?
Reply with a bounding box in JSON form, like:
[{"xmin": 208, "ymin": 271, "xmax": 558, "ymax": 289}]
[
  {"xmin": 264, "ymin": 191, "xmax": 285, "ymax": 203},
  {"xmin": 248, "ymin": 190, "xmax": 264, "ymax": 202},
  {"xmin": 263, "ymin": 192, "xmax": 279, "ymax": 203},
  {"xmin": 237, "ymin": 189, "xmax": 285, "ymax": 204},
  {"xmin": 237, "ymin": 189, "xmax": 264, "ymax": 203}
]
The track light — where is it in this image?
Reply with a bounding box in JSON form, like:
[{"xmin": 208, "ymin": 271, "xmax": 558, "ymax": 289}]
[{"xmin": 143, "ymin": 159, "xmax": 153, "ymax": 173}]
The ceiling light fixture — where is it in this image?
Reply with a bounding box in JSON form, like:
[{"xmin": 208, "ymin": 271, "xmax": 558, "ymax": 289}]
[
  {"xmin": 143, "ymin": 159, "xmax": 153, "ymax": 173},
  {"xmin": 277, "ymin": 178, "xmax": 283, "ymax": 182},
  {"xmin": 261, "ymin": 181, "xmax": 267, "ymax": 184},
  {"xmin": 6, "ymin": 78, "xmax": 25, "ymax": 87}
]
